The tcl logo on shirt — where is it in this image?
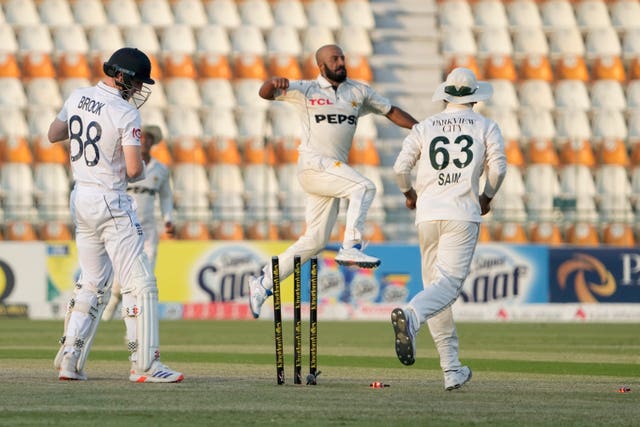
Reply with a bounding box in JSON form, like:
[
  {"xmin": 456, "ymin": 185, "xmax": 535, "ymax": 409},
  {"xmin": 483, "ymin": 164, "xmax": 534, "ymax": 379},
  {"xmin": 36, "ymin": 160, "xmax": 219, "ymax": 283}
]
[
  {"xmin": 309, "ymin": 98, "xmax": 334, "ymax": 105},
  {"xmin": 314, "ymin": 114, "xmax": 358, "ymax": 125}
]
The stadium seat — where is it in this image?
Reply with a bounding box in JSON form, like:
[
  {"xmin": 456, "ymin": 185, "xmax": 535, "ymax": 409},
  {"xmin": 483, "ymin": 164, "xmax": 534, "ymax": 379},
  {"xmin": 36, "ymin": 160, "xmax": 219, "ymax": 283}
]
[
  {"xmin": 518, "ymin": 80, "xmax": 554, "ymax": 110},
  {"xmin": 171, "ymin": 137, "xmax": 207, "ymax": 165},
  {"xmin": 5, "ymin": 221, "xmax": 39, "ymax": 241},
  {"xmin": 202, "ymin": 108, "xmax": 239, "ymax": 146},
  {"xmin": 575, "ymin": 0, "xmax": 612, "ymax": 31},
  {"xmin": 4, "ymin": 0, "xmax": 40, "ymax": 26},
  {"xmin": 602, "ymin": 223, "xmax": 635, "ymax": 246},
  {"xmin": 305, "ymin": 0, "xmax": 342, "ymax": 31},
  {"xmin": 161, "ymin": 25, "xmax": 196, "ymax": 55},
  {"xmin": 57, "ymin": 53, "xmax": 92, "ymax": 80},
  {"xmin": 105, "ymin": 0, "xmax": 141, "ymax": 27},
  {"xmin": 489, "ymin": 165, "xmax": 527, "ymax": 222},
  {"xmin": 529, "ymin": 222, "xmax": 564, "ymax": 245},
  {"xmin": 0, "ymin": 26, "xmax": 19, "ymax": 56},
  {"xmin": 590, "ymin": 80, "xmax": 626, "ymax": 112},
  {"xmin": 172, "ymin": 164, "xmax": 211, "ymax": 221},
  {"xmin": 520, "ymin": 108, "xmax": 556, "ymax": 142},
  {"xmin": 243, "ymin": 163, "xmax": 280, "ymax": 221},
  {"xmin": 473, "ymin": 0, "xmax": 508, "ymax": 29},
  {"xmin": 173, "ymin": 0, "xmax": 208, "ymax": 28},
  {"xmin": 196, "ymin": 24, "xmax": 231, "ymax": 56},
  {"xmin": 337, "ymin": 26, "xmax": 373, "ymax": 57},
  {"xmin": 139, "ymin": 0, "xmax": 175, "ymax": 28},
  {"xmin": 279, "ymin": 219, "xmax": 306, "ymax": 240},
  {"xmin": 504, "ymin": 139, "xmax": 525, "ymax": 167},
  {"xmin": 519, "ymin": 55, "xmax": 554, "ymax": 82},
  {"xmin": 212, "ymin": 220, "xmax": 245, "ymax": 240},
  {"xmin": 233, "ymin": 54, "xmax": 268, "ymax": 80},
  {"xmin": 71, "ymin": 0, "xmax": 108, "ymax": 27},
  {"xmin": 230, "ymin": 25, "xmax": 266, "ymax": 56},
  {"xmin": 438, "ymin": 0, "xmax": 474, "ymax": 29},
  {"xmin": 88, "ymin": 25, "xmax": 124, "ymax": 58},
  {"xmin": 22, "ymin": 52, "xmax": 56, "ymax": 79},
  {"xmin": 239, "ymin": 0, "xmax": 274, "ymax": 31},
  {"xmin": 123, "ymin": 25, "xmax": 161, "ymax": 58},
  {"xmin": 273, "ymin": 0, "xmax": 307, "ymax": 30},
  {"xmin": 596, "ymin": 164, "xmax": 633, "ymax": 222},
  {"xmin": 150, "ymin": 140, "xmax": 173, "ymax": 167},
  {"xmin": 0, "ymin": 163, "xmax": 36, "ymax": 220},
  {"xmin": 493, "ymin": 222, "xmax": 528, "ymax": 243},
  {"xmin": 527, "ymin": 138, "xmax": 559, "ymax": 166},
  {"xmin": 1, "ymin": 136, "xmax": 33, "ymax": 164},
  {"xmin": 541, "ymin": 0, "xmax": 578, "ymax": 30},
  {"xmin": 199, "ymin": 79, "xmax": 236, "ymax": 110},
  {"xmin": 34, "ymin": 162, "xmax": 71, "ymax": 221},
  {"xmin": 555, "ymin": 109, "xmax": 592, "ymax": 145},
  {"xmin": 0, "ymin": 78, "xmax": 27, "ymax": 109},
  {"xmin": 340, "ymin": 0, "xmax": 375, "ymax": 30},
  {"xmin": 513, "ymin": 26, "xmax": 549, "ymax": 59},
  {"xmin": 525, "ymin": 163, "xmax": 561, "ymax": 221},
  {"xmin": 211, "ymin": 192, "xmax": 245, "ymax": 223},
  {"xmin": 559, "ymin": 138, "xmax": 596, "ymax": 167},
  {"xmin": 166, "ymin": 106, "xmax": 203, "ymax": 140},
  {"xmin": 164, "ymin": 78, "xmax": 201, "ymax": 108},
  {"xmin": 267, "ymin": 25, "xmax": 302, "ymax": 57},
  {"xmin": 485, "ymin": 80, "xmax": 519, "ymax": 110},
  {"xmin": 25, "ymin": 78, "xmax": 62, "ymax": 109},
  {"xmin": 555, "ymin": 80, "xmax": 591, "ymax": 111},
  {"xmin": 268, "ymin": 55, "xmax": 303, "ymax": 80},
  {"xmin": 301, "ymin": 25, "xmax": 335, "ymax": 57},
  {"xmin": 177, "ymin": 221, "xmax": 211, "ymax": 240},
  {"xmin": 198, "ymin": 53, "xmax": 233, "ymax": 79},
  {"xmin": 39, "ymin": 0, "xmax": 74, "ymax": 27},
  {"xmin": 592, "ymin": 111, "xmax": 627, "ymax": 145},
  {"xmin": 246, "ymin": 220, "xmax": 280, "ymax": 240},
  {"xmin": 559, "ymin": 165, "xmax": 599, "ymax": 222},
  {"xmin": 206, "ymin": 0, "xmax": 241, "ymax": 29},
  {"xmin": 482, "ymin": 108, "xmax": 521, "ymax": 145},
  {"xmin": 611, "ymin": 0, "xmax": 640, "ymax": 32},
  {"xmin": 40, "ymin": 221, "xmax": 73, "ymax": 241},
  {"xmin": 53, "ymin": 25, "xmax": 89, "ymax": 56},
  {"xmin": 507, "ymin": 0, "xmax": 543, "ymax": 29},
  {"xmin": 565, "ymin": 223, "xmax": 600, "ymax": 246},
  {"xmin": 478, "ymin": 223, "xmax": 492, "ymax": 243}
]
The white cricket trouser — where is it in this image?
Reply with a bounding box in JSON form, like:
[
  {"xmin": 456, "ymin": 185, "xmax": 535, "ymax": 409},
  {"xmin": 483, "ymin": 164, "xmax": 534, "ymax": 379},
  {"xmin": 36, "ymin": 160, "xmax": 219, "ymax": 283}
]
[
  {"xmin": 262, "ymin": 153, "xmax": 376, "ymax": 287},
  {"xmin": 407, "ymin": 220, "xmax": 479, "ymax": 371}
]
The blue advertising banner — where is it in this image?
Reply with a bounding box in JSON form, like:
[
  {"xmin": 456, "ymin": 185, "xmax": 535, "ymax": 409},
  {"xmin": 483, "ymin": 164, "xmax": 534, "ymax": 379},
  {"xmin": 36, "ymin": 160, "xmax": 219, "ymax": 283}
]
[{"xmin": 549, "ymin": 248, "xmax": 640, "ymax": 303}]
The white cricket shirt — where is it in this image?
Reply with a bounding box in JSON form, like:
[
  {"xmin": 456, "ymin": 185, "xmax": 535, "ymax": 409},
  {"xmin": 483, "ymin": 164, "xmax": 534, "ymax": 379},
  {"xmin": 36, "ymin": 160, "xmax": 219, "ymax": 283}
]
[
  {"xmin": 394, "ymin": 104, "xmax": 507, "ymax": 223},
  {"xmin": 274, "ymin": 75, "xmax": 392, "ymax": 162},
  {"xmin": 57, "ymin": 81, "xmax": 142, "ymax": 193},
  {"xmin": 126, "ymin": 159, "xmax": 173, "ymax": 227}
]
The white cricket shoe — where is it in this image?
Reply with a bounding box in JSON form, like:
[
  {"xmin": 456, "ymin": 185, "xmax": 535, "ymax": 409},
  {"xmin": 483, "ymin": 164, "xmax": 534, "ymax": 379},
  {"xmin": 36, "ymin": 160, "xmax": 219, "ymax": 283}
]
[
  {"xmin": 129, "ymin": 360, "xmax": 184, "ymax": 383},
  {"xmin": 391, "ymin": 307, "xmax": 416, "ymax": 366},
  {"xmin": 249, "ymin": 275, "xmax": 271, "ymax": 319},
  {"xmin": 335, "ymin": 245, "xmax": 380, "ymax": 268},
  {"xmin": 444, "ymin": 366, "xmax": 472, "ymax": 391},
  {"xmin": 58, "ymin": 352, "xmax": 87, "ymax": 381}
]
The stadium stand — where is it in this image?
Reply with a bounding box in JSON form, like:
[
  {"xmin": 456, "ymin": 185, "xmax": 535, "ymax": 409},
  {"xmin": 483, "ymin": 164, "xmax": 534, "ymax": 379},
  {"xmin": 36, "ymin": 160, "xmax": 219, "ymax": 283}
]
[{"xmin": 0, "ymin": 0, "xmax": 637, "ymax": 243}]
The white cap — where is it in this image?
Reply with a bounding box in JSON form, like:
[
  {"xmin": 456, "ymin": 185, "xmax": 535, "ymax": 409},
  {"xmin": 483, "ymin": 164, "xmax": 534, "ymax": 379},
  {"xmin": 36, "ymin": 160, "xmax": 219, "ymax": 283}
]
[{"xmin": 432, "ymin": 67, "xmax": 493, "ymax": 104}]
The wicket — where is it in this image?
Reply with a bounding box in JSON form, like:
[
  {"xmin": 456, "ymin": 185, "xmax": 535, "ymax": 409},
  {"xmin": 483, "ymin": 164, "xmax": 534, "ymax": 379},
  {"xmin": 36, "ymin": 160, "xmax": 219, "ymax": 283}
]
[{"xmin": 272, "ymin": 255, "xmax": 319, "ymax": 385}]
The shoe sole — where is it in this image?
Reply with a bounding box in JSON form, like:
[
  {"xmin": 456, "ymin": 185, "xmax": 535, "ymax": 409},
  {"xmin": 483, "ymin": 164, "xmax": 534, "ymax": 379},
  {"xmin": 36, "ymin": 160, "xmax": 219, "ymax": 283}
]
[
  {"xmin": 445, "ymin": 368, "xmax": 472, "ymax": 391},
  {"xmin": 129, "ymin": 374, "xmax": 185, "ymax": 383},
  {"xmin": 335, "ymin": 259, "xmax": 381, "ymax": 269},
  {"xmin": 391, "ymin": 308, "xmax": 415, "ymax": 366},
  {"xmin": 58, "ymin": 370, "xmax": 87, "ymax": 381}
]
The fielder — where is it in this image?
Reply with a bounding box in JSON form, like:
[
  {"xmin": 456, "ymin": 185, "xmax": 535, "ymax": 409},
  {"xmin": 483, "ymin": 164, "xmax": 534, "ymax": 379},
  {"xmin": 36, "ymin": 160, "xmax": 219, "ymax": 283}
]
[
  {"xmin": 391, "ymin": 68, "xmax": 506, "ymax": 390},
  {"xmin": 48, "ymin": 47, "xmax": 183, "ymax": 382},
  {"xmin": 249, "ymin": 44, "xmax": 418, "ymax": 319},
  {"xmin": 102, "ymin": 125, "xmax": 175, "ymax": 320}
]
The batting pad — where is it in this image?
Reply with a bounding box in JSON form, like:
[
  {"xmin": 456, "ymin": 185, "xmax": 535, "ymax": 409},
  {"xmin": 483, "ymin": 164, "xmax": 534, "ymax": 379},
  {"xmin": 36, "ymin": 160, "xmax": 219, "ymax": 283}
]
[{"xmin": 137, "ymin": 286, "xmax": 160, "ymax": 372}]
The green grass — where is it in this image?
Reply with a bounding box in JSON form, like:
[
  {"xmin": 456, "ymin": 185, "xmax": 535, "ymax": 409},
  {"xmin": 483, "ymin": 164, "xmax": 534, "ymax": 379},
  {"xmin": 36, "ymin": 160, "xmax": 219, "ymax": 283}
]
[{"xmin": 1, "ymin": 320, "xmax": 639, "ymax": 426}]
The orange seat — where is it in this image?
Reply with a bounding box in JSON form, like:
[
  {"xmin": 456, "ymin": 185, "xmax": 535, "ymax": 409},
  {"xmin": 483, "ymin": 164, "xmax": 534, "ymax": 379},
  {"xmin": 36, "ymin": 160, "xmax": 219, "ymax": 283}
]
[
  {"xmin": 148, "ymin": 53, "xmax": 163, "ymax": 82},
  {"xmin": 2, "ymin": 136, "xmax": 33, "ymax": 164},
  {"xmin": 198, "ymin": 53, "xmax": 233, "ymax": 79},
  {"xmin": 504, "ymin": 139, "xmax": 525, "ymax": 167},
  {"xmin": 267, "ymin": 55, "xmax": 302, "ymax": 80},
  {"xmin": 630, "ymin": 142, "xmax": 640, "ymax": 166},
  {"xmin": 5, "ymin": 221, "xmax": 38, "ymax": 241},
  {"xmin": 171, "ymin": 137, "xmax": 207, "ymax": 165},
  {"xmin": 598, "ymin": 139, "xmax": 629, "ymax": 166},
  {"xmin": 302, "ymin": 54, "xmax": 318, "ymax": 80},
  {"xmin": 519, "ymin": 55, "xmax": 553, "ymax": 82},
  {"xmin": 273, "ymin": 137, "xmax": 299, "ymax": 164},
  {"xmin": 206, "ymin": 138, "xmax": 242, "ymax": 165},
  {"xmin": 529, "ymin": 222, "xmax": 563, "ymax": 245},
  {"xmin": 40, "ymin": 221, "xmax": 73, "ymax": 240},
  {"xmin": 212, "ymin": 220, "xmax": 245, "ymax": 240},
  {"xmin": 177, "ymin": 221, "xmax": 211, "ymax": 240},
  {"xmin": 559, "ymin": 139, "xmax": 596, "ymax": 167},
  {"xmin": 362, "ymin": 222, "xmax": 385, "ymax": 243},
  {"xmin": 22, "ymin": 52, "xmax": 56, "ymax": 79},
  {"xmin": 493, "ymin": 222, "xmax": 528, "ymax": 243},
  {"xmin": 483, "ymin": 55, "xmax": 517, "ymax": 81},
  {"xmin": 164, "ymin": 53, "xmax": 197, "ymax": 79},
  {"xmin": 446, "ymin": 55, "xmax": 481, "ymax": 79},
  {"xmin": 246, "ymin": 221, "xmax": 279, "ymax": 240},
  {"xmin": 57, "ymin": 53, "xmax": 92, "ymax": 80},
  {"xmin": 243, "ymin": 139, "xmax": 276, "ymax": 165},
  {"xmin": 629, "ymin": 57, "xmax": 640, "ymax": 81},
  {"xmin": 348, "ymin": 138, "xmax": 380, "ymax": 165},
  {"xmin": 0, "ymin": 53, "xmax": 21, "ymax": 78},
  {"xmin": 32, "ymin": 135, "xmax": 68, "ymax": 164},
  {"xmin": 346, "ymin": 54, "xmax": 373, "ymax": 82},
  {"xmin": 602, "ymin": 223, "xmax": 635, "ymax": 246},
  {"xmin": 592, "ymin": 55, "xmax": 626, "ymax": 82},
  {"xmin": 478, "ymin": 223, "xmax": 492, "ymax": 242},
  {"xmin": 554, "ymin": 55, "xmax": 589, "ymax": 81},
  {"xmin": 330, "ymin": 221, "xmax": 346, "ymax": 243},
  {"xmin": 527, "ymin": 138, "xmax": 559, "ymax": 166},
  {"xmin": 565, "ymin": 223, "xmax": 600, "ymax": 246},
  {"xmin": 279, "ymin": 220, "xmax": 306, "ymax": 241},
  {"xmin": 150, "ymin": 140, "xmax": 174, "ymax": 167},
  {"xmin": 233, "ymin": 54, "xmax": 267, "ymax": 80}
]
